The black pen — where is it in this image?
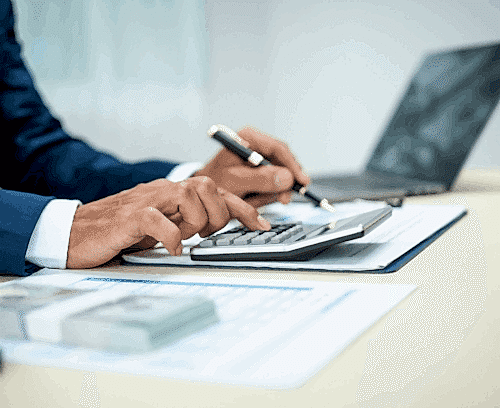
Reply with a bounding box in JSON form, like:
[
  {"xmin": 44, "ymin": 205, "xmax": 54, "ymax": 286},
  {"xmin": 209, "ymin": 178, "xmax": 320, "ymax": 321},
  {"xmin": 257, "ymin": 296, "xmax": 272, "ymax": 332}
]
[{"xmin": 207, "ymin": 124, "xmax": 335, "ymax": 213}]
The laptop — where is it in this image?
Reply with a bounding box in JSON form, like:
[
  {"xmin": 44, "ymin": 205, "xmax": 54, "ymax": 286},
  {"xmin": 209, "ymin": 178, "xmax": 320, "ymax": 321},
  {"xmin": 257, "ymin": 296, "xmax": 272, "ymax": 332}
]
[{"xmin": 307, "ymin": 41, "xmax": 500, "ymax": 203}]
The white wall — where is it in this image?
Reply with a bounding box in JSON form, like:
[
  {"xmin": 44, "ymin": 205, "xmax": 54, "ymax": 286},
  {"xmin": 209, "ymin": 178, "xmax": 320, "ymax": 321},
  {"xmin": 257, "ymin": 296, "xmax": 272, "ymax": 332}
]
[{"xmin": 13, "ymin": 0, "xmax": 500, "ymax": 175}]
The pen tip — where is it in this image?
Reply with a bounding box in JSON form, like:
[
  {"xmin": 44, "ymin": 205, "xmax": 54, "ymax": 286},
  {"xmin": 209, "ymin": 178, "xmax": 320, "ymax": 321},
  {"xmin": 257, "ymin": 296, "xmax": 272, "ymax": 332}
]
[{"xmin": 320, "ymin": 199, "xmax": 336, "ymax": 213}]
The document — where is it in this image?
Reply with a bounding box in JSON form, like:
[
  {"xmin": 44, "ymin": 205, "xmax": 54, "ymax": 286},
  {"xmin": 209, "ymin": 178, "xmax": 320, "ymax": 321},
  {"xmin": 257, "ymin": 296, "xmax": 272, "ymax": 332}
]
[
  {"xmin": 124, "ymin": 201, "xmax": 467, "ymax": 273},
  {"xmin": 0, "ymin": 271, "xmax": 415, "ymax": 388}
]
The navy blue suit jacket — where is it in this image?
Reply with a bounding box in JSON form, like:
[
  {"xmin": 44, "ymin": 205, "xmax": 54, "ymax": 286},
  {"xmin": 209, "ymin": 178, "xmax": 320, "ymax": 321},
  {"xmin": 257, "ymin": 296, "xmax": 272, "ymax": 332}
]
[{"xmin": 1, "ymin": 0, "xmax": 180, "ymax": 276}]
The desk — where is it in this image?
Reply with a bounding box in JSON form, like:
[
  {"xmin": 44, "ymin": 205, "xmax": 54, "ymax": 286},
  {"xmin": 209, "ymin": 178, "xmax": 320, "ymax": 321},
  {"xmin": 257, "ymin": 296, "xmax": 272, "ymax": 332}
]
[{"xmin": 1, "ymin": 168, "xmax": 499, "ymax": 407}]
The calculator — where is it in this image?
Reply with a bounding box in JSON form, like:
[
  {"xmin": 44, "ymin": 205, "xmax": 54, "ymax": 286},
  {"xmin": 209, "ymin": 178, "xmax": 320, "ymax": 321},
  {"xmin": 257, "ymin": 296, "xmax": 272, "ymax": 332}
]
[{"xmin": 190, "ymin": 206, "xmax": 392, "ymax": 262}]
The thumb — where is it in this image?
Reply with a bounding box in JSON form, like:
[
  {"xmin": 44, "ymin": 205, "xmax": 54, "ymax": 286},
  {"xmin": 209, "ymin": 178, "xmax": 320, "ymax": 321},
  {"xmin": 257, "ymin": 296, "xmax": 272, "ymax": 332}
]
[{"xmin": 225, "ymin": 165, "xmax": 295, "ymax": 196}]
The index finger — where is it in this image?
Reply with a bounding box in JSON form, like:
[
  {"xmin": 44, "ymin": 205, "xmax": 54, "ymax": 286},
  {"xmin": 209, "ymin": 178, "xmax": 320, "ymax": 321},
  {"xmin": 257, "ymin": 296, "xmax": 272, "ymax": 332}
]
[
  {"xmin": 217, "ymin": 187, "xmax": 271, "ymax": 231},
  {"xmin": 237, "ymin": 127, "xmax": 310, "ymax": 187}
]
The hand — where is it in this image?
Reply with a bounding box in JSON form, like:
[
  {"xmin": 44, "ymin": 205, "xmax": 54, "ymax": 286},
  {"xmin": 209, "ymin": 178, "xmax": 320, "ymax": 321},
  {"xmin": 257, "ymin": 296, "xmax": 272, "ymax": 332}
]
[
  {"xmin": 194, "ymin": 126, "xmax": 310, "ymax": 208},
  {"xmin": 66, "ymin": 177, "xmax": 271, "ymax": 269}
]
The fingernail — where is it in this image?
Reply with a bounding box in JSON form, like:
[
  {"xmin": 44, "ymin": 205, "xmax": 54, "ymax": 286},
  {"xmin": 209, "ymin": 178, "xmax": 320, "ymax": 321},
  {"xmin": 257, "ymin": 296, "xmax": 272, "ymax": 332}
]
[
  {"xmin": 258, "ymin": 215, "xmax": 271, "ymax": 230},
  {"xmin": 274, "ymin": 169, "xmax": 293, "ymax": 189}
]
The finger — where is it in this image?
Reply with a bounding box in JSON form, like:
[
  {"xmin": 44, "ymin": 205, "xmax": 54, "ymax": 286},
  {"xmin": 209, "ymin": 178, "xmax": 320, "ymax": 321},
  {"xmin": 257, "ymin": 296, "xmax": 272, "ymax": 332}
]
[
  {"xmin": 132, "ymin": 207, "xmax": 183, "ymax": 256},
  {"xmin": 223, "ymin": 165, "xmax": 295, "ymax": 196},
  {"xmin": 127, "ymin": 236, "xmax": 159, "ymax": 251},
  {"xmin": 158, "ymin": 181, "xmax": 209, "ymax": 240},
  {"xmin": 190, "ymin": 177, "xmax": 231, "ymax": 237},
  {"xmin": 278, "ymin": 191, "xmax": 292, "ymax": 205},
  {"xmin": 244, "ymin": 191, "xmax": 292, "ymax": 208},
  {"xmin": 217, "ymin": 187, "xmax": 271, "ymax": 231},
  {"xmin": 237, "ymin": 127, "xmax": 311, "ymax": 186}
]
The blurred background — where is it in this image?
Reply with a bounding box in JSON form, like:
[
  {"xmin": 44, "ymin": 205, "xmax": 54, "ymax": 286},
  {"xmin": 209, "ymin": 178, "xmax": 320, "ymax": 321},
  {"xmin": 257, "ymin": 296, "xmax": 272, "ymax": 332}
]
[{"xmin": 12, "ymin": 0, "xmax": 500, "ymax": 176}]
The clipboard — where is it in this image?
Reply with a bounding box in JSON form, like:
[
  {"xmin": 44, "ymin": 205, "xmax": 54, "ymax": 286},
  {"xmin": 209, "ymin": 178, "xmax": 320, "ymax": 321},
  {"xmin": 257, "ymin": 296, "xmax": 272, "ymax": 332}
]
[{"xmin": 123, "ymin": 203, "xmax": 467, "ymax": 274}]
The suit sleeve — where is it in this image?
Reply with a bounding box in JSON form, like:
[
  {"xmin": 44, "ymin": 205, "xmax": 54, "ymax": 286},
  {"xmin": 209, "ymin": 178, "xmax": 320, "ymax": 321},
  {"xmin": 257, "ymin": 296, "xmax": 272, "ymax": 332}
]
[
  {"xmin": 0, "ymin": 0, "xmax": 179, "ymax": 203},
  {"xmin": 0, "ymin": 0, "xmax": 183, "ymax": 276},
  {"xmin": 0, "ymin": 189, "xmax": 54, "ymax": 276}
]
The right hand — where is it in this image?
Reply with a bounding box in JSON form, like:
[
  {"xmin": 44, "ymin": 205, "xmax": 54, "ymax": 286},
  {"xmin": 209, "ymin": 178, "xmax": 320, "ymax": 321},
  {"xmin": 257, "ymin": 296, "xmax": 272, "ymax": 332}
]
[
  {"xmin": 66, "ymin": 177, "xmax": 271, "ymax": 269},
  {"xmin": 195, "ymin": 126, "xmax": 311, "ymax": 208}
]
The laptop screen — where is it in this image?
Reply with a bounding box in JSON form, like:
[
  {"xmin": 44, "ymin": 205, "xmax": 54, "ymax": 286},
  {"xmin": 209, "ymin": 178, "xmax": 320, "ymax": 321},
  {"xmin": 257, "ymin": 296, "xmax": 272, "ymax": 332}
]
[{"xmin": 367, "ymin": 42, "xmax": 500, "ymax": 189}]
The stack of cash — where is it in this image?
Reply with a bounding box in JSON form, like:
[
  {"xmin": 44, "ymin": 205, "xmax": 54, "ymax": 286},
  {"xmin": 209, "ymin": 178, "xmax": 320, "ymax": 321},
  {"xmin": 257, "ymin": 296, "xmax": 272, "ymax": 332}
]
[
  {"xmin": 61, "ymin": 295, "xmax": 218, "ymax": 353},
  {"xmin": 0, "ymin": 282, "xmax": 218, "ymax": 353}
]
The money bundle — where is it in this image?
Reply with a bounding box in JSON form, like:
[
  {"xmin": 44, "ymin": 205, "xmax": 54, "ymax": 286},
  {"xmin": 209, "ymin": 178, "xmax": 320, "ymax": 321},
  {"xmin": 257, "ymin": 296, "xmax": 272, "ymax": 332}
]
[{"xmin": 61, "ymin": 295, "xmax": 218, "ymax": 353}]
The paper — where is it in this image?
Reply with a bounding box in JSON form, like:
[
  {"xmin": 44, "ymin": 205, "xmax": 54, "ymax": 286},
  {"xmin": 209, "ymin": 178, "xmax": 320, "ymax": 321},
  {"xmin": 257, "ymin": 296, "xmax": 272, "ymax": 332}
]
[
  {"xmin": 123, "ymin": 201, "xmax": 467, "ymax": 273},
  {"xmin": 0, "ymin": 271, "xmax": 415, "ymax": 388}
]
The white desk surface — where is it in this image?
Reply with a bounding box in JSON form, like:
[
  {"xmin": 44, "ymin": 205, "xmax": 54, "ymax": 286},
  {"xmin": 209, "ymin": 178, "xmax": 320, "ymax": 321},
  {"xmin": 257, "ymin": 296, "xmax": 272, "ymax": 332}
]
[{"xmin": 1, "ymin": 168, "xmax": 500, "ymax": 407}]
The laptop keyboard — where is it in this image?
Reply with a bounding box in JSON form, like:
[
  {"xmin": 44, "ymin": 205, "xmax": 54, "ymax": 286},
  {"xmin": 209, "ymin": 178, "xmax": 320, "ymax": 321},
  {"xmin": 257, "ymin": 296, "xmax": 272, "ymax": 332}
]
[{"xmin": 308, "ymin": 172, "xmax": 445, "ymax": 201}]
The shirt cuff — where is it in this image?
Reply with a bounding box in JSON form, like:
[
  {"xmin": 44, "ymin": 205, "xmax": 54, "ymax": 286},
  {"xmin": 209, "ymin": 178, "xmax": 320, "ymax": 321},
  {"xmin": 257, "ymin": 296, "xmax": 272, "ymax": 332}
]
[
  {"xmin": 166, "ymin": 162, "xmax": 203, "ymax": 182},
  {"xmin": 25, "ymin": 199, "xmax": 82, "ymax": 269}
]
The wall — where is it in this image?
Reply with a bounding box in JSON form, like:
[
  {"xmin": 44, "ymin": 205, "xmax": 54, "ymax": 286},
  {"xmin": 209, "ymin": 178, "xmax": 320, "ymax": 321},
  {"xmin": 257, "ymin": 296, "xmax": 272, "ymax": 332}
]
[{"xmin": 12, "ymin": 0, "xmax": 500, "ymax": 175}]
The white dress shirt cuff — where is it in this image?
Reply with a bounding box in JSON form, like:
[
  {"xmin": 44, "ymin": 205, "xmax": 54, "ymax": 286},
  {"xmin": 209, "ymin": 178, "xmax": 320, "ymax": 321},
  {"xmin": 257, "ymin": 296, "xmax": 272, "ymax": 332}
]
[
  {"xmin": 26, "ymin": 199, "xmax": 82, "ymax": 269},
  {"xmin": 166, "ymin": 162, "xmax": 203, "ymax": 182}
]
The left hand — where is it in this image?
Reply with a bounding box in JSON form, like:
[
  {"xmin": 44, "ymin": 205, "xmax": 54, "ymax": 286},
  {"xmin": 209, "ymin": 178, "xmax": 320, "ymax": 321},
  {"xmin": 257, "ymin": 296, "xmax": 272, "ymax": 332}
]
[
  {"xmin": 66, "ymin": 177, "xmax": 271, "ymax": 269},
  {"xmin": 194, "ymin": 126, "xmax": 310, "ymax": 208}
]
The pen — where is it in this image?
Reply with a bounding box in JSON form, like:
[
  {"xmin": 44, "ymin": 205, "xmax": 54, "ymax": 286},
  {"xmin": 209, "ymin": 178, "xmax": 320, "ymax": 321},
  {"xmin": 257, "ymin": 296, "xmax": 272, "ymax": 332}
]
[{"xmin": 207, "ymin": 124, "xmax": 335, "ymax": 213}]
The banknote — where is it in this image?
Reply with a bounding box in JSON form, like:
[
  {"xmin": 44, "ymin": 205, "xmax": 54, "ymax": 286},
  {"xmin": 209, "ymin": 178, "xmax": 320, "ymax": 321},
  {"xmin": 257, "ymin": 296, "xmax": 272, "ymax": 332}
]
[
  {"xmin": 0, "ymin": 283, "xmax": 91, "ymax": 340},
  {"xmin": 61, "ymin": 295, "xmax": 219, "ymax": 353}
]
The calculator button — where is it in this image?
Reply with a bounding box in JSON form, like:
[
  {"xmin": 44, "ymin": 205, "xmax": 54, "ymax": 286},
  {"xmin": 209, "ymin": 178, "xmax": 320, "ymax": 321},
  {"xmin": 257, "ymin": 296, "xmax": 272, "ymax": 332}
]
[
  {"xmin": 274, "ymin": 224, "xmax": 294, "ymax": 231},
  {"xmin": 233, "ymin": 231, "xmax": 261, "ymax": 245},
  {"xmin": 270, "ymin": 234, "xmax": 288, "ymax": 244},
  {"xmin": 214, "ymin": 232, "xmax": 245, "ymax": 246},
  {"xmin": 199, "ymin": 239, "xmax": 215, "ymax": 248},
  {"xmin": 216, "ymin": 232, "xmax": 245, "ymax": 239},
  {"xmin": 250, "ymin": 231, "xmax": 277, "ymax": 245},
  {"xmin": 288, "ymin": 225, "xmax": 304, "ymax": 235},
  {"xmin": 281, "ymin": 231, "xmax": 292, "ymax": 240}
]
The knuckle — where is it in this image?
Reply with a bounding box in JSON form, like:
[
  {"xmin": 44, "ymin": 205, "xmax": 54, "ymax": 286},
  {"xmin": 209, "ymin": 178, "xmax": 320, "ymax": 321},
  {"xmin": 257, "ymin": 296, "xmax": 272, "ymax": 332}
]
[
  {"xmin": 198, "ymin": 177, "xmax": 217, "ymax": 194},
  {"xmin": 216, "ymin": 186, "xmax": 227, "ymax": 196},
  {"xmin": 276, "ymin": 140, "xmax": 290, "ymax": 154},
  {"xmin": 176, "ymin": 180, "xmax": 195, "ymax": 198},
  {"xmin": 191, "ymin": 175, "xmax": 215, "ymax": 186},
  {"xmin": 138, "ymin": 206, "xmax": 156, "ymax": 223},
  {"xmin": 185, "ymin": 176, "xmax": 202, "ymax": 184}
]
